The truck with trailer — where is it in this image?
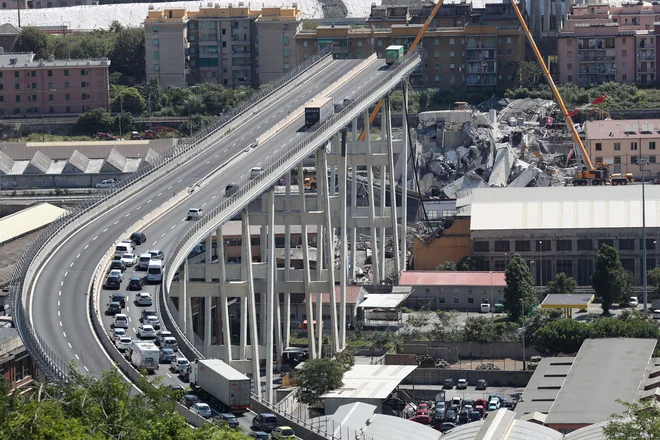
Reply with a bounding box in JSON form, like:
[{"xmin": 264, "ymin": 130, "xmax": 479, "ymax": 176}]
[
  {"xmin": 304, "ymin": 97, "xmax": 334, "ymax": 127},
  {"xmin": 190, "ymin": 359, "xmax": 251, "ymax": 414},
  {"xmin": 128, "ymin": 342, "xmax": 159, "ymax": 373},
  {"xmin": 385, "ymin": 45, "xmax": 404, "ymax": 66}
]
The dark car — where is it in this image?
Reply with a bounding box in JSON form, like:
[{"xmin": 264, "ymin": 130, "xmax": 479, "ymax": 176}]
[
  {"xmin": 444, "ymin": 409, "xmax": 457, "ymax": 423},
  {"xmin": 105, "ymin": 301, "xmax": 121, "ymax": 315},
  {"xmin": 458, "ymin": 410, "xmax": 470, "ymax": 424},
  {"xmin": 218, "ymin": 413, "xmax": 239, "ymax": 429},
  {"xmin": 127, "ymin": 276, "xmax": 144, "ymax": 291},
  {"xmin": 110, "ymin": 259, "xmax": 126, "ymax": 272},
  {"xmin": 443, "ymin": 378, "xmax": 455, "ymax": 389},
  {"xmin": 181, "ymin": 394, "xmax": 199, "ymax": 408},
  {"xmin": 225, "ymin": 184, "xmax": 239, "ymax": 197},
  {"xmin": 110, "ymin": 294, "xmax": 126, "ymax": 308},
  {"xmin": 130, "ymin": 231, "xmax": 147, "ymax": 245},
  {"xmin": 252, "ymin": 413, "xmax": 278, "ymax": 432},
  {"xmin": 469, "ymin": 411, "xmax": 482, "ymax": 422},
  {"xmin": 476, "ymin": 379, "xmax": 488, "ymax": 390},
  {"xmin": 159, "ymin": 348, "xmax": 176, "ymax": 363},
  {"xmin": 439, "ymin": 422, "xmax": 456, "ymax": 433},
  {"xmin": 248, "ymin": 432, "xmax": 269, "ymax": 440},
  {"xmin": 104, "ymin": 276, "xmax": 121, "ymax": 289}
]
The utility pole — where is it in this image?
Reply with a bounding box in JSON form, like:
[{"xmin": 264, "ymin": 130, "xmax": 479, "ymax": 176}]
[
  {"xmin": 119, "ymin": 94, "xmax": 124, "ymax": 139},
  {"xmin": 521, "ymin": 300, "xmax": 526, "ymax": 371}
]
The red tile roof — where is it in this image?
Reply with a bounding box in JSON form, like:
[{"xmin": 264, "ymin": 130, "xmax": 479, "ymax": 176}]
[
  {"xmin": 399, "ymin": 271, "xmax": 506, "ymax": 287},
  {"xmin": 302, "ymin": 286, "xmax": 363, "ymax": 305}
]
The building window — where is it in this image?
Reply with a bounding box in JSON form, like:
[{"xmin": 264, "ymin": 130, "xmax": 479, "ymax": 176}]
[
  {"xmin": 614, "ymin": 142, "xmax": 621, "ymax": 151},
  {"xmin": 631, "ymin": 142, "xmax": 638, "ymax": 150},
  {"xmin": 507, "ymin": 37, "xmax": 512, "ymax": 44},
  {"xmin": 154, "ymin": 51, "xmax": 159, "ymax": 59},
  {"xmin": 453, "ymin": 297, "xmax": 460, "ymax": 304},
  {"xmin": 153, "ymin": 38, "xmax": 159, "ymax": 45},
  {"xmin": 536, "ymin": 241, "xmax": 551, "ymax": 252},
  {"xmin": 66, "ymin": 106, "xmax": 70, "ymax": 113},
  {"xmin": 467, "ymin": 298, "xmax": 474, "ymax": 304},
  {"xmin": 567, "ymin": 51, "xmax": 572, "ymax": 58},
  {"xmin": 651, "ymin": 142, "xmax": 656, "ymax": 150},
  {"xmin": 438, "ymin": 297, "xmax": 445, "ymax": 304},
  {"xmin": 474, "ymin": 241, "xmax": 489, "ymax": 252},
  {"xmin": 595, "ymin": 142, "xmax": 602, "ymax": 151},
  {"xmin": 450, "ymin": 51, "xmax": 454, "ymax": 57},
  {"xmin": 81, "ymin": 81, "xmax": 87, "ymax": 87},
  {"xmin": 557, "ymin": 240, "xmax": 572, "ymax": 251},
  {"xmin": 47, "ymin": 70, "xmax": 52, "ymax": 77},
  {"xmin": 568, "ymin": 75, "xmax": 573, "ymax": 82},
  {"xmin": 31, "ymin": 94, "xmax": 36, "ymax": 101},
  {"xmin": 567, "ymin": 63, "xmax": 572, "ymax": 70},
  {"xmin": 494, "ymin": 260, "xmax": 506, "ymax": 271},
  {"xmin": 614, "ymin": 156, "xmax": 621, "ymax": 164},
  {"xmin": 284, "ymin": 63, "xmax": 290, "ymax": 69},
  {"xmin": 595, "ymin": 156, "xmax": 603, "ymax": 163},
  {"xmin": 494, "ymin": 241, "xmax": 510, "ymax": 252},
  {"xmin": 622, "ymin": 62, "xmax": 627, "ymax": 68},
  {"xmin": 619, "ymin": 239, "xmax": 635, "ymax": 250},
  {"xmin": 152, "ymin": 25, "xmax": 158, "ymax": 32},
  {"xmin": 65, "ymin": 93, "xmax": 70, "ymax": 101},
  {"xmin": 48, "ymin": 94, "xmax": 53, "ymax": 101},
  {"xmin": 64, "ymin": 69, "xmax": 69, "ymax": 76},
  {"xmin": 434, "ymin": 75, "xmax": 440, "ymax": 81},
  {"xmin": 49, "ymin": 106, "xmax": 54, "ymax": 113},
  {"xmin": 283, "ymin": 36, "xmax": 289, "ymax": 45},
  {"xmin": 651, "ymin": 156, "xmax": 657, "ymax": 164},
  {"xmin": 15, "ymin": 95, "xmax": 19, "ymax": 102},
  {"xmin": 622, "ymin": 50, "xmax": 627, "ymax": 57},
  {"xmin": 434, "ymin": 51, "xmax": 439, "ymax": 57},
  {"xmin": 449, "ymin": 63, "xmax": 455, "ymax": 69},
  {"xmin": 577, "ymin": 239, "xmax": 593, "ymax": 251},
  {"xmin": 284, "ymin": 48, "xmax": 290, "ymax": 56},
  {"xmin": 154, "ymin": 64, "xmax": 159, "ymax": 71},
  {"xmin": 81, "ymin": 69, "xmax": 88, "ymax": 76},
  {"xmin": 515, "ymin": 240, "xmax": 530, "ymax": 252},
  {"xmin": 82, "ymin": 93, "xmax": 87, "ymax": 100},
  {"xmin": 65, "ymin": 82, "xmax": 69, "ymax": 88},
  {"xmin": 598, "ymin": 239, "xmax": 614, "ymax": 249},
  {"xmin": 31, "ymin": 82, "xmax": 36, "ymax": 88},
  {"xmin": 14, "ymin": 83, "xmax": 19, "ymax": 89},
  {"xmin": 557, "ymin": 260, "xmax": 573, "ymax": 278}
]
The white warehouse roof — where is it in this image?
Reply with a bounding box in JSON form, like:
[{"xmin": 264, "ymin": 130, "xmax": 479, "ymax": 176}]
[{"xmin": 323, "ymin": 365, "xmax": 416, "ymax": 401}]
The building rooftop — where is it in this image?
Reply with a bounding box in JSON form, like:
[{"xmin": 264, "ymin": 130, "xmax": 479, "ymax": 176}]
[
  {"xmin": 585, "ymin": 119, "xmax": 660, "ymax": 140},
  {"xmin": 546, "ymin": 339, "xmax": 655, "ymax": 426},
  {"xmin": 0, "ymin": 52, "xmax": 110, "ymax": 69},
  {"xmin": 0, "ymin": 202, "xmax": 68, "ymax": 245},
  {"xmin": 399, "ymin": 270, "xmax": 506, "ymax": 287},
  {"xmin": 442, "ymin": 408, "xmax": 563, "ymax": 440},
  {"xmin": 0, "ymin": 22, "xmax": 20, "ymax": 35},
  {"xmin": 541, "ymin": 294, "xmax": 594, "ymax": 309},
  {"xmin": 322, "ymin": 364, "xmax": 417, "ymax": 401},
  {"xmin": 357, "ymin": 291, "xmax": 411, "ymax": 309},
  {"xmin": 515, "ymin": 357, "xmax": 575, "ymax": 417},
  {"xmin": 302, "ymin": 286, "xmax": 362, "ymax": 305}
]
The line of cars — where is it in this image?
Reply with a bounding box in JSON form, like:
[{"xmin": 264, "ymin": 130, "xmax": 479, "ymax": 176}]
[{"xmin": 104, "ymin": 231, "xmax": 165, "ymax": 290}]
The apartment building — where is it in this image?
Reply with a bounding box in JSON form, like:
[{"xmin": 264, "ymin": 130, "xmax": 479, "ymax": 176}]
[
  {"xmin": 584, "ymin": 119, "xmax": 660, "ymax": 179},
  {"xmin": 0, "ymin": 0, "xmax": 27, "ymax": 9},
  {"xmin": 0, "ymin": 52, "xmax": 110, "ymax": 116},
  {"xmin": 144, "ymin": 5, "xmax": 301, "ymax": 89},
  {"xmin": 295, "ymin": 23, "xmax": 523, "ymax": 90}
]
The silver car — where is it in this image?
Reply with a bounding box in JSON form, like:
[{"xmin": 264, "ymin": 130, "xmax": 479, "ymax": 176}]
[{"xmin": 171, "ymin": 357, "xmax": 190, "ymax": 374}]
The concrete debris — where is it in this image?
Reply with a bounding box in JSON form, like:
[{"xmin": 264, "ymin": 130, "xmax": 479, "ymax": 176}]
[{"xmin": 409, "ymin": 98, "xmax": 574, "ymax": 199}]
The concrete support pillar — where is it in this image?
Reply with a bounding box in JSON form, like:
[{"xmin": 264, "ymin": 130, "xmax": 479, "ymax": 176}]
[
  {"xmin": 205, "ymin": 235, "xmax": 212, "ymax": 282},
  {"xmin": 242, "ymin": 208, "xmax": 261, "ymax": 396},
  {"xmin": 265, "ymin": 189, "xmax": 275, "ymax": 403},
  {"xmin": 338, "ymin": 129, "xmax": 348, "ymax": 349},
  {"xmin": 380, "ymin": 110, "xmax": 387, "ymax": 278},
  {"xmin": 316, "ymin": 220, "xmax": 324, "ymax": 358},
  {"xmin": 401, "ymin": 82, "xmax": 409, "ymax": 271},
  {"xmin": 365, "ymin": 109, "xmax": 380, "ymax": 283},
  {"xmin": 217, "ymin": 227, "xmax": 232, "ymax": 363},
  {"xmin": 204, "ymin": 296, "xmax": 212, "ymax": 357},
  {"xmin": 182, "ymin": 258, "xmax": 189, "ymax": 337},
  {"xmin": 385, "ymin": 96, "xmax": 401, "ymax": 278},
  {"xmin": 544, "ymin": 0, "xmax": 551, "ymax": 34},
  {"xmin": 350, "ymin": 118, "xmax": 358, "ymax": 280},
  {"xmin": 298, "ymin": 163, "xmax": 316, "ymax": 359},
  {"xmin": 283, "ymin": 171, "xmax": 292, "ymax": 349},
  {"xmin": 320, "ymin": 141, "xmax": 339, "ymax": 353}
]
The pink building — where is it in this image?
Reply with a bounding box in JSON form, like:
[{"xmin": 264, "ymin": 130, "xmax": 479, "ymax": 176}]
[{"xmin": 0, "ymin": 52, "xmax": 110, "ymax": 116}]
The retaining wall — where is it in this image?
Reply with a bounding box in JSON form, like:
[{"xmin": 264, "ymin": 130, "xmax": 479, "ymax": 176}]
[
  {"xmin": 403, "ymin": 368, "xmax": 533, "ymax": 388},
  {"xmin": 402, "ymin": 341, "xmax": 542, "ymax": 360}
]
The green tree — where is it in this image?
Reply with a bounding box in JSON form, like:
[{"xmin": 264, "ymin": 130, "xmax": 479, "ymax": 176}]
[
  {"xmin": 294, "ymin": 358, "xmax": 345, "ymax": 405},
  {"xmin": 109, "ymin": 27, "xmax": 146, "ymax": 82},
  {"xmin": 72, "ymin": 108, "xmax": 113, "ymax": 135},
  {"xmin": 457, "ymin": 256, "xmax": 487, "ymax": 271},
  {"xmin": 12, "ymin": 27, "xmax": 50, "ymax": 59},
  {"xmin": 334, "ymin": 347, "xmax": 355, "ymax": 371},
  {"xmin": 647, "ymin": 267, "xmax": 660, "ymax": 297},
  {"xmin": 114, "ymin": 112, "xmax": 135, "ymax": 135},
  {"xmin": 517, "ymin": 61, "xmax": 545, "ymax": 88},
  {"xmin": 524, "ymin": 308, "xmax": 563, "ymax": 342},
  {"xmin": 603, "ymin": 400, "xmax": 660, "ymax": 440},
  {"xmin": 544, "ymin": 272, "xmax": 578, "ymax": 294},
  {"xmin": 532, "ymin": 319, "xmax": 589, "ymax": 355},
  {"xmin": 138, "ymin": 77, "xmax": 162, "ymax": 114},
  {"xmin": 436, "ymin": 261, "xmax": 457, "ymax": 271},
  {"xmin": 111, "ymin": 86, "xmax": 146, "ymax": 114},
  {"xmin": 503, "ymin": 254, "xmax": 537, "ymax": 322},
  {"xmin": 592, "ymin": 244, "xmax": 627, "ymax": 314}
]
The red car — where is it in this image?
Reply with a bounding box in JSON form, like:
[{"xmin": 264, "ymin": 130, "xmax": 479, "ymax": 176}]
[
  {"xmin": 408, "ymin": 414, "xmax": 431, "ymax": 425},
  {"xmin": 418, "ymin": 403, "xmax": 430, "ymax": 412}
]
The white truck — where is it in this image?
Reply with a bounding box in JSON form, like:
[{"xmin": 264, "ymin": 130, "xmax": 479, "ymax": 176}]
[
  {"xmin": 304, "ymin": 97, "xmax": 334, "ymax": 127},
  {"xmin": 129, "ymin": 342, "xmax": 159, "ymax": 373},
  {"xmin": 190, "ymin": 359, "xmax": 251, "ymax": 414}
]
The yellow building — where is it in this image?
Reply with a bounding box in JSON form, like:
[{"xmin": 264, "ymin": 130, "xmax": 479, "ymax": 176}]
[{"xmin": 412, "ymin": 217, "xmax": 472, "ymax": 270}]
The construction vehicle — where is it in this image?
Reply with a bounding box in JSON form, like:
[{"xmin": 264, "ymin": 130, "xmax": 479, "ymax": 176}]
[
  {"xmin": 508, "ymin": 0, "xmax": 610, "ymax": 186},
  {"xmin": 610, "ymin": 173, "xmax": 635, "ymax": 186},
  {"xmin": 358, "ymin": 0, "xmax": 447, "ymax": 141}
]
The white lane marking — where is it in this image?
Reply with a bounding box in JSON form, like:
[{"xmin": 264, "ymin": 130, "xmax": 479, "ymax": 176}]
[
  {"xmin": 206, "ymin": 160, "xmax": 210, "ymax": 164},
  {"xmin": 257, "ymin": 125, "xmax": 262, "ymax": 129},
  {"xmin": 178, "ymin": 179, "xmax": 183, "ymax": 183},
  {"xmin": 240, "ymin": 137, "xmax": 245, "ymax": 141},
  {"xmin": 84, "ymin": 245, "xmax": 89, "ymax": 250},
  {"xmin": 158, "ymin": 192, "xmax": 163, "ymax": 197},
  {"xmin": 147, "ymin": 199, "xmax": 152, "ymax": 204},
  {"xmin": 126, "ymin": 306, "xmax": 129, "ymax": 312},
  {"xmin": 161, "ymin": 233, "xmax": 166, "ymax": 238},
  {"xmin": 201, "ymin": 203, "xmax": 206, "ymax": 207},
  {"xmin": 257, "ymin": 162, "xmax": 261, "ymax": 166},
  {"xmin": 57, "ymin": 300, "xmax": 60, "ymax": 306},
  {"xmin": 128, "ymin": 317, "xmax": 132, "ymax": 322},
  {"xmin": 59, "ymin": 322, "xmax": 62, "ymax": 327},
  {"xmin": 232, "ymin": 142, "xmax": 237, "ymax": 147},
  {"xmin": 136, "ymin": 206, "xmax": 141, "ymax": 211},
  {"xmin": 132, "ymin": 327, "xmax": 136, "ymax": 333},
  {"xmin": 65, "ymin": 270, "xmax": 69, "ymax": 275},
  {"xmin": 152, "ymin": 241, "xmax": 158, "ymax": 245},
  {"xmin": 84, "ymin": 366, "xmax": 89, "ymax": 372},
  {"xmin": 289, "ymin": 137, "xmax": 295, "ymax": 142},
  {"xmin": 68, "ymin": 343, "xmax": 72, "ymax": 349},
  {"xmin": 168, "ymin": 185, "xmax": 173, "ymax": 190},
  {"xmin": 215, "ymin": 154, "xmax": 219, "ymax": 158},
  {"xmin": 224, "ymin": 148, "xmax": 228, "ymax": 152},
  {"xmin": 125, "ymin": 213, "xmax": 130, "ymax": 218},
  {"xmin": 181, "ymin": 218, "xmax": 187, "ymax": 222},
  {"xmin": 211, "ymin": 195, "xmax": 216, "ymax": 200},
  {"xmin": 58, "ymin": 290, "xmax": 61, "ymax": 296},
  {"xmin": 114, "ymin": 221, "xmax": 119, "ymax": 225},
  {"xmin": 240, "ymin": 174, "xmax": 244, "ymax": 179},
  {"xmin": 171, "ymin": 225, "xmax": 176, "ymax": 230},
  {"xmin": 166, "ymin": 373, "xmax": 172, "ymax": 378},
  {"xmin": 58, "ymin": 310, "xmax": 60, "ymax": 316},
  {"xmin": 103, "ymin": 228, "xmax": 108, "ymax": 232},
  {"xmin": 76, "ymin": 253, "xmax": 81, "ymax": 259},
  {"xmin": 75, "ymin": 354, "xmax": 80, "ymax": 360},
  {"xmin": 93, "ymin": 236, "xmax": 98, "ymax": 241},
  {"xmin": 60, "ymin": 281, "xmax": 63, "ymax": 286}
]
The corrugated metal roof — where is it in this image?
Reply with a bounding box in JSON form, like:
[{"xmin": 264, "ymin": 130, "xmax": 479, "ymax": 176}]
[
  {"xmin": 443, "ymin": 409, "xmax": 563, "ymax": 440},
  {"xmin": 0, "ymin": 203, "xmax": 68, "ymax": 244},
  {"xmin": 323, "ymin": 365, "xmax": 417, "ymax": 401},
  {"xmin": 399, "ymin": 271, "xmax": 506, "ymax": 287},
  {"xmin": 357, "ymin": 292, "xmax": 411, "ymax": 309}
]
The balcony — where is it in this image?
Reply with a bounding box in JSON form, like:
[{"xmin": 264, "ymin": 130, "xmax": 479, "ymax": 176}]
[
  {"xmin": 578, "ymin": 55, "xmax": 615, "ymax": 62},
  {"xmin": 466, "ymin": 51, "xmax": 496, "ymax": 62},
  {"xmin": 466, "ymin": 66, "xmax": 496, "ymax": 74},
  {"xmin": 638, "ymin": 53, "xmax": 655, "ymax": 61},
  {"xmin": 466, "ymin": 41, "xmax": 496, "ymax": 50},
  {"xmin": 637, "ymin": 66, "xmax": 656, "ymax": 74},
  {"xmin": 578, "ymin": 42, "xmax": 615, "ymax": 50}
]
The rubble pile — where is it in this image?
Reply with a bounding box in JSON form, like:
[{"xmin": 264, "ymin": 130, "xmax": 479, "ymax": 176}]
[{"xmin": 407, "ymin": 98, "xmax": 575, "ymax": 197}]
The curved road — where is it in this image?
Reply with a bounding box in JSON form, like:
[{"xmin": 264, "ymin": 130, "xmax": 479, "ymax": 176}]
[{"xmin": 30, "ymin": 58, "xmax": 391, "ymax": 393}]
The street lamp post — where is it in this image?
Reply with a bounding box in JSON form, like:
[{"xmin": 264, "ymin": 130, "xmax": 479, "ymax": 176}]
[
  {"xmin": 654, "ymin": 240, "xmax": 658, "ymax": 270},
  {"xmin": 539, "ymin": 241, "xmax": 543, "ymax": 288},
  {"xmin": 640, "ymin": 157, "xmax": 649, "ymax": 318},
  {"xmin": 521, "ymin": 300, "xmax": 526, "ymax": 371}
]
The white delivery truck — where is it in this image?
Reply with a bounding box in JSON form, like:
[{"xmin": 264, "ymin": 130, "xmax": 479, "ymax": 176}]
[
  {"xmin": 129, "ymin": 342, "xmax": 159, "ymax": 373},
  {"xmin": 147, "ymin": 260, "xmax": 164, "ymax": 283},
  {"xmin": 304, "ymin": 97, "xmax": 334, "ymax": 127},
  {"xmin": 190, "ymin": 359, "xmax": 251, "ymax": 414}
]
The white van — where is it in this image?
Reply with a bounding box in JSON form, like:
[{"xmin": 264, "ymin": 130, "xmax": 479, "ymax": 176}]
[
  {"xmin": 138, "ymin": 253, "xmax": 152, "ymax": 270},
  {"xmin": 114, "ymin": 313, "xmax": 128, "ymax": 329},
  {"xmin": 480, "ymin": 303, "xmax": 491, "ymax": 313},
  {"xmin": 250, "ymin": 167, "xmax": 263, "ymax": 179},
  {"xmin": 147, "ymin": 260, "xmax": 164, "ymax": 283},
  {"xmin": 115, "ymin": 243, "xmax": 133, "ymax": 258}
]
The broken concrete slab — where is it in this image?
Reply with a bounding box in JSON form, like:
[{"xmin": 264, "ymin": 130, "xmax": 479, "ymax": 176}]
[
  {"xmin": 441, "ymin": 170, "xmax": 487, "ymax": 199},
  {"xmin": 488, "ymin": 144, "xmax": 515, "ymax": 187}
]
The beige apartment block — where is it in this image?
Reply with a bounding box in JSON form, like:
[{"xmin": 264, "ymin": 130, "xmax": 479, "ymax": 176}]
[
  {"xmin": 144, "ymin": 5, "xmax": 301, "ymax": 89},
  {"xmin": 584, "ymin": 119, "xmax": 660, "ymax": 178}
]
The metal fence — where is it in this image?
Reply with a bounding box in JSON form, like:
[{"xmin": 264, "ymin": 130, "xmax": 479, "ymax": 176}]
[{"xmin": 9, "ymin": 50, "xmax": 333, "ymax": 384}]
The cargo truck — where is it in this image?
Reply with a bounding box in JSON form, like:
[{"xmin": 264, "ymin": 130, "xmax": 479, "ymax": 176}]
[
  {"xmin": 128, "ymin": 342, "xmax": 159, "ymax": 373},
  {"xmin": 304, "ymin": 97, "xmax": 334, "ymax": 127},
  {"xmin": 385, "ymin": 45, "xmax": 404, "ymax": 66},
  {"xmin": 190, "ymin": 359, "xmax": 251, "ymax": 414}
]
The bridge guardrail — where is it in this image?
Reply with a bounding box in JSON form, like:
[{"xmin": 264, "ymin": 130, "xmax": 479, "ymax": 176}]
[{"xmin": 10, "ymin": 50, "xmax": 333, "ymax": 383}]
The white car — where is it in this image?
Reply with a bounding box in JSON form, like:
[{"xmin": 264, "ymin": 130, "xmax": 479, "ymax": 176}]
[
  {"xmin": 629, "ymin": 296, "xmax": 639, "ymax": 308},
  {"xmin": 144, "ymin": 315, "xmax": 161, "ymax": 330},
  {"xmin": 115, "ymin": 337, "xmax": 133, "ymax": 352},
  {"xmin": 137, "ymin": 324, "xmax": 156, "ymax": 339},
  {"xmin": 109, "ymin": 269, "xmax": 123, "ymax": 281},
  {"xmin": 95, "ymin": 178, "xmax": 115, "ymax": 188},
  {"xmin": 120, "ymin": 253, "xmax": 138, "ymax": 267},
  {"xmin": 148, "ymin": 250, "xmax": 164, "ymax": 260},
  {"xmin": 186, "ymin": 208, "xmax": 204, "ymax": 220},
  {"xmin": 457, "ymin": 379, "xmax": 468, "ymax": 389},
  {"xmin": 192, "ymin": 402, "xmax": 212, "ymax": 418},
  {"xmin": 113, "ymin": 314, "xmax": 128, "ymax": 329},
  {"xmin": 112, "ymin": 327, "xmax": 127, "ymax": 341},
  {"xmin": 161, "ymin": 337, "xmax": 178, "ymax": 351},
  {"xmin": 156, "ymin": 330, "xmax": 173, "ymax": 345},
  {"xmin": 171, "ymin": 357, "xmax": 190, "ymax": 374},
  {"xmin": 135, "ymin": 292, "xmax": 152, "ymax": 306}
]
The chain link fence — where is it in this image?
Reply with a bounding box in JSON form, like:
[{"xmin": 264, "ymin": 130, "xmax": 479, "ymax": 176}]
[{"xmin": 9, "ymin": 51, "xmax": 332, "ymax": 384}]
